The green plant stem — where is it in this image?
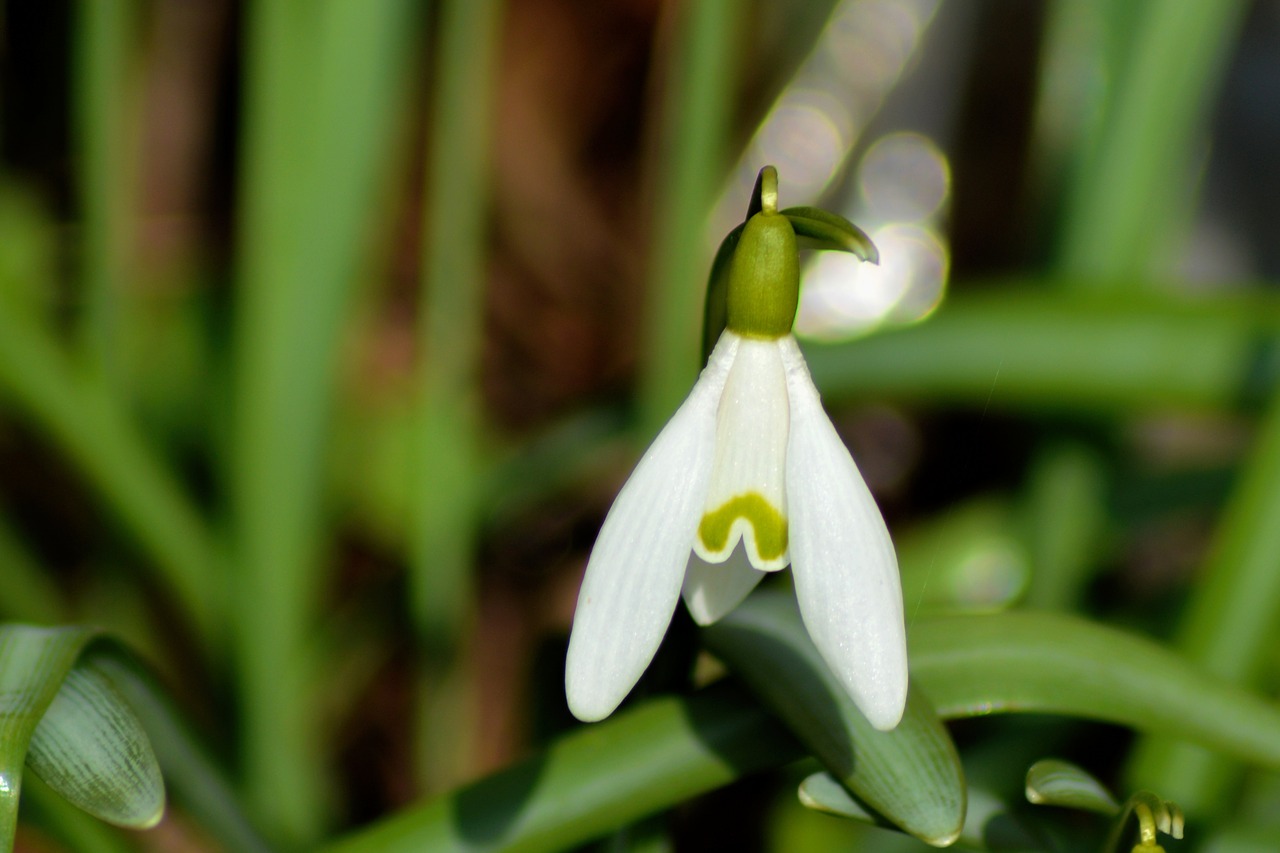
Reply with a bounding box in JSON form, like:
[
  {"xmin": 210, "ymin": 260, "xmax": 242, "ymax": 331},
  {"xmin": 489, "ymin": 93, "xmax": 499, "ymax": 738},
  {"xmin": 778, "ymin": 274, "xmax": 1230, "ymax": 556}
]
[
  {"xmin": 1021, "ymin": 441, "xmax": 1109, "ymax": 611},
  {"xmin": 322, "ymin": 682, "xmax": 800, "ymax": 853},
  {"xmin": 412, "ymin": 0, "xmax": 503, "ymax": 793},
  {"xmin": 1128, "ymin": 387, "xmax": 1280, "ymax": 814},
  {"xmin": 1055, "ymin": 0, "xmax": 1246, "ymax": 283},
  {"xmin": 231, "ymin": 0, "xmax": 413, "ymax": 842},
  {"xmin": 72, "ymin": 0, "xmax": 135, "ymax": 381},
  {"xmin": 638, "ymin": 0, "xmax": 740, "ymax": 438}
]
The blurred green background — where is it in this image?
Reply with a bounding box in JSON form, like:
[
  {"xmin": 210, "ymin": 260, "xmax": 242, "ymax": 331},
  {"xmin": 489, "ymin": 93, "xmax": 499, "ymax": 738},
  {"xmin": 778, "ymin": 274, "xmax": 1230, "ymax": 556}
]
[{"xmin": 2, "ymin": 0, "xmax": 1280, "ymax": 850}]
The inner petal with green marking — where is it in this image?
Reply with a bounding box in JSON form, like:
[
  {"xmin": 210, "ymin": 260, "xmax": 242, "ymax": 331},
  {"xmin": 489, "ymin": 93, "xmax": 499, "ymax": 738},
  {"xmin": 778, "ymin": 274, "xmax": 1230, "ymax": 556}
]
[
  {"xmin": 697, "ymin": 492, "xmax": 788, "ymax": 565},
  {"xmin": 693, "ymin": 334, "xmax": 792, "ymax": 571}
]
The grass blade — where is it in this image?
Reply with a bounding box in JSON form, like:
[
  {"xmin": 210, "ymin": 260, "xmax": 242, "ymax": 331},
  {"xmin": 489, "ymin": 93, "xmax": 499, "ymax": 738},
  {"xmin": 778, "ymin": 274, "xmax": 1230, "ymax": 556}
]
[
  {"xmin": 25, "ymin": 662, "xmax": 164, "ymax": 829},
  {"xmin": 1024, "ymin": 759, "xmax": 1119, "ymax": 815},
  {"xmin": 638, "ymin": 0, "xmax": 741, "ymax": 436},
  {"xmin": 0, "ymin": 626, "xmax": 162, "ymax": 847},
  {"xmin": 231, "ymin": 0, "xmax": 414, "ymax": 840},
  {"xmin": 911, "ymin": 611, "xmax": 1280, "ymax": 768},
  {"xmin": 0, "ymin": 311, "xmax": 221, "ymax": 649},
  {"xmin": 1128, "ymin": 388, "xmax": 1280, "ymax": 813},
  {"xmin": 411, "ymin": 0, "xmax": 503, "ymax": 792},
  {"xmin": 72, "ymin": 0, "xmax": 137, "ymax": 379},
  {"xmin": 1055, "ymin": 0, "xmax": 1247, "ymax": 284}
]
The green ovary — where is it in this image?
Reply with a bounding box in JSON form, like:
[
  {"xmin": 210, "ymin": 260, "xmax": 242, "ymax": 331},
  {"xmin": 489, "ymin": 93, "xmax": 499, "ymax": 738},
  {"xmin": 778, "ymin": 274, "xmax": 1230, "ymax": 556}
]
[{"xmin": 697, "ymin": 492, "xmax": 788, "ymax": 562}]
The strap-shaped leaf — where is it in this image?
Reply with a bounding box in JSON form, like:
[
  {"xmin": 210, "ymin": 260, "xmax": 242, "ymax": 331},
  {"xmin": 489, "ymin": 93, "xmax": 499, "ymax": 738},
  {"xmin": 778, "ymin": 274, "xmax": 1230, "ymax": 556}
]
[
  {"xmin": 797, "ymin": 770, "xmax": 874, "ymax": 822},
  {"xmin": 911, "ymin": 611, "xmax": 1280, "ymax": 767},
  {"xmin": 0, "ymin": 624, "xmax": 165, "ymax": 848},
  {"xmin": 324, "ymin": 681, "xmax": 801, "ymax": 853},
  {"xmin": 800, "ymin": 771, "xmax": 1042, "ymax": 852},
  {"xmin": 1024, "ymin": 759, "xmax": 1119, "ymax": 815},
  {"xmin": 703, "ymin": 590, "xmax": 966, "ymax": 846},
  {"xmin": 25, "ymin": 660, "xmax": 164, "ymax": 829}
]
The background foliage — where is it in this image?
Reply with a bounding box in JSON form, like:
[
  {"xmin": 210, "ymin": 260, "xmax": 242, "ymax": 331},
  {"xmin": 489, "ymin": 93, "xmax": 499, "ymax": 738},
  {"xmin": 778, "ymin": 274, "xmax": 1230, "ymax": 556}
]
[{"xmin": 2, "ymin": 0, "xmax": 1280, "ymax": 850}]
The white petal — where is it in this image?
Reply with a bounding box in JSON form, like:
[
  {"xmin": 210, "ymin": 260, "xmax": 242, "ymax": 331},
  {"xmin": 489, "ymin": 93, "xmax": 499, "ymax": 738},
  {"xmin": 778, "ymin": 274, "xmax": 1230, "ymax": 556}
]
[
  {"xmin": 681, "ymin": 543, "xmax": 767, "ymax": 626},
  {"xmin": 564, "ymin": 333, "xmax": 739, "ymax": 721},
  {"xmin": 780, "ymin": 336, "xmax": 907, "ymax": 731},
  {"xmin": 693, "ymin": 334, "xmax": 791, "ymax": 570}
]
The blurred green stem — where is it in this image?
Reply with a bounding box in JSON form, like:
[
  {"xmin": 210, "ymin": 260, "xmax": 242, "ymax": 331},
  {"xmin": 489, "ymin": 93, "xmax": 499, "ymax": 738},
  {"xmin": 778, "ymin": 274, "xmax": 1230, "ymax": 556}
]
[
  {"xmin": 72, "ymin": 0, "xmax": 136, "ymax": 381},
  {"xmin": 1055, "ymin": 0, "xmax": 1246, "ymax": 283},
  {"xmin": 231, "ymin": 0, "xmax": 413, "ymax": 842},
  {"xmin": 638, "ymin": 0, "xmax": 740, "ymax": 437},
  {"xmin": 1129, "ymin": 387, "xmax": 1280, "ymax": 814},
  {"xmin": 412, "ymin": 0, "xmax": 503, "ymax": 792},
  {"xmin": 1021, "ymin": 441, "xmax": 1108, "ymax": 611},
  {"xmin": 0, "ymin": 309, "xmax": 221, "ymax": 649}
]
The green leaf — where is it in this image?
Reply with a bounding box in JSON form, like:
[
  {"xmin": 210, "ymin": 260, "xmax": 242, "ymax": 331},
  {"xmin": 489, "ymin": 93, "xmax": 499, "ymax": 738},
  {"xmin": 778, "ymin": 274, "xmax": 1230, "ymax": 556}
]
[
  {"xmin": 638, "ymin": 0, "xmax": 742, "ymax": 435},
  {"xmin": 801, "ymin": 290, "xmax": 1280, "ymax": 414},
  {"xmin": 0, "ymin": 625, "xmax": 165, "ymax": 847},
  {"xmin": 0, "ymin": 307, "xmax": 222, "ymax": 650},
  {"xmin": 781, "ymin": 206, "xmax": 879, "ymax": 263},
  {"xmin": 231, "ymin": 0, "xmax": 416, "ymax": 838},
  {"xmin": 323, "ymin": 681, "xmax": 801, "ymax": 853},
  {"xmin": 1055, "ymin": 0, "xmax": 1247, "ymax": 285},
  {"xmin": 703, "ymin": 590, "xmax": 966, "ymax": 846},
  {"xmin": 1024, "ymin": 759, "xmax": 1118, "ymax": 815},
  {"xmin": 88, "ymin": 652, "xmax": 276, "ymax": 853},
  {"xmin": 1021, "ymin": 442, "xmax": 1109, "ymax": 611},
  {"xmin": 799, "ymin": 771, "xmax": 1046, "ymax": 852},
  {"xmin": 910, "ymin": 611, "xmax": 1280, "ymax": 768},
  {"xmin": 25, "ymin": 661, "xmax": 164, "ymax": 829},
  {"xmin": 796, "ymin": 771, "xmax": 875, "ymax": 822}
]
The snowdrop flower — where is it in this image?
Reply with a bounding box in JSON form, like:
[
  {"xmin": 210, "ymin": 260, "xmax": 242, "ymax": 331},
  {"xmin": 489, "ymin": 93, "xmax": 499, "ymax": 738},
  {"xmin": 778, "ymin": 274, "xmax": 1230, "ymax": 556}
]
[{"xmin": 565, "ymin": 176, "xmax": 906, "ymax": 731}]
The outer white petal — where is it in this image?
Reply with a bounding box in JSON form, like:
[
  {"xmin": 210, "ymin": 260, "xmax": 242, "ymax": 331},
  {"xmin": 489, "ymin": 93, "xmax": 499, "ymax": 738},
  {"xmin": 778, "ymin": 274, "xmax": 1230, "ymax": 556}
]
[
  {"xmin": 780, "ymin": 336, "xmax": 907, "ymax": 731},
  {"xmin": 681, "ymin": 543, "xmax": 767, "ymax": 626},
  {"xmin": 565, "ymin": 333, "xmax": 739, "ymax": 721}
]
